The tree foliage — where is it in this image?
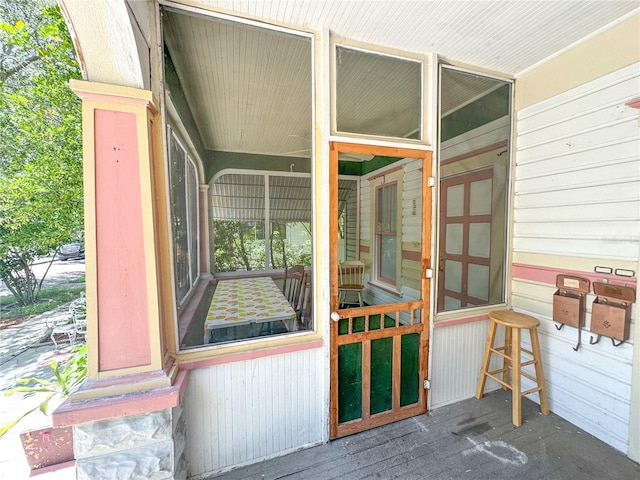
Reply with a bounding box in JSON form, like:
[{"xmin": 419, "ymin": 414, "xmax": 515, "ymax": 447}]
[
  {"xmin": 0, "ymin": 1, "xmax": 83, "ymax": 305},
  {"xmin": 213, "ymin": 220, "xmax": 311, "ymax": 273}
]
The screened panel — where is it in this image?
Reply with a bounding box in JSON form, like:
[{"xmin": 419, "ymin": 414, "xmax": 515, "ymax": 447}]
[
  {"xmin": 437, "ymin": 66, "xmax": 511, "ymax": 313},
  {"xmin": 336, "ymin": 46, "xmax": 422, "ymax": 139},
  {"xmin": 167, "ymin": 128, "xmax": 200, "ymax": 306}
]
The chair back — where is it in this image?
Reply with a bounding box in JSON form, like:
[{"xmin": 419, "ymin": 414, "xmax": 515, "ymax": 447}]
[
  {"xmin": 284, "ymin": 265, "xmax": 305, "ymax": 308},
  {"xmin": 298, "ymin": 270, "xmax": 313, "ymax": 321},
  {"xmin": 338, "ymin": 260, "xmax": 365, "ymax": 290}
]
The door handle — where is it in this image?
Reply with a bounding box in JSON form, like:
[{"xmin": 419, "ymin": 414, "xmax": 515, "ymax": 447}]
[
  {"xmin": 439, "ymin": 256, "xmax": 444, "ymax": 272},
  {"xmin": 330, "ymin": 312, "xmax": 341, "ymax": 322}
]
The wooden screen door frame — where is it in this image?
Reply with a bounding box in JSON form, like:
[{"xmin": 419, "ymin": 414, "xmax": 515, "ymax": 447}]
[{"xmin": 329, "ymin": 142, "xmax": 433, "ymax": 439}]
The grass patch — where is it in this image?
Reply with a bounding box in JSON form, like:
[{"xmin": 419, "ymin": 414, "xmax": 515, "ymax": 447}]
[
  {"xmin": 0, "ymin": 286, "xmax": 85, "ymax": 322},
  {"xmin": 67, "ymin": 275, "xmax": 86, "ymax": 284}
]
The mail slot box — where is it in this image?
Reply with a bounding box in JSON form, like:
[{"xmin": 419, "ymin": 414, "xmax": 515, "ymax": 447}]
[
  {"xmin": 591, "ymin": 282, "xmax": 636, "ymax": 342},
  {"xmin": 553, "ymin": 275, "xmax": 589, "ymax": 328}
]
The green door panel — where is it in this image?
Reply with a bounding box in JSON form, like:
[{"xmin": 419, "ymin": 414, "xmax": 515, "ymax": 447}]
[
  {"xmin": 400, "ymin": 333, "xmax": 420, "ymax": 407},
  {"xmin": 338, "ymin": 342, "xmax": 362, "ymax": 423},
  {"xmin": 370, "ymin": 337, "xmax": 393, "ymax": 414}
]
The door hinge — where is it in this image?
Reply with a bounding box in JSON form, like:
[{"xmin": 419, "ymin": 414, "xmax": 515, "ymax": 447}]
[
  {"xmin": 424, "ymin": 379, "xmax": 431, "ymax": 390},
  {"xmin": 427, "ymin": 176, "xmax": 436, "ymax": 187},
  {"xmin": 425, "ymin": 268, "xmax": 433, "ymax": 279}
]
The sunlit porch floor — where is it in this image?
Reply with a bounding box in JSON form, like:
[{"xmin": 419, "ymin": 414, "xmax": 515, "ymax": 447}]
[{"xmin": 207, "ymin": 389, "xmax": 640, "ymax": 480}]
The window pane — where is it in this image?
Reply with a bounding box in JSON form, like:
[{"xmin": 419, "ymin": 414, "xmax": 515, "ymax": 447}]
[
  {"xmin": 169, "ymin": 134, "xmax": 190, "ymax": 303},
  {"xmin": 212, "ymin": 220, "xmax": 266, "ymax": 272},
  {"xmin": 468, "ymin": 264, "xmax": 490, "ymax": 301},
  {"xmin": 469, "ymin": 223, "xmax": 491, "ymax": 258},
  {"xmin": 444, "ymin": 260, "xmax": 462, "ymax": 293},
  {"xmin": 379, "ymin": 235, "xmax": 396, "ymax": 281},
  {"xmin": 446, "ymin": 184, "xmax": 464, "ymax": 217},
  {"xmin": 388, "ymin": 183, "xmax": 397, "ymax": 231},
  {"xmin": 469, "ymin": 178, "xmax": 492, "ymax": 215},
  {"xmin": 269, "ymin": 176, "xmax": 312, "ymax": 269},
  {"xmin": 211, "ymin": 174, "xmax": 266, "ymax": 272},
  {"xmin": 445, "ymin": 224, "xmax": 463, "ymax": 255},
  {"xmin": 187, "ymin": 159, "xmax": 199, "ymax": 286},
  {"xmin": 336, "ymin": 46, "xmax": 422, "ymax": 139}
]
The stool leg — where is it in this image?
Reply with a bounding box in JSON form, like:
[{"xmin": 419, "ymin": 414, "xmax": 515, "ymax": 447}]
[
  {"xmin": 476, "ymin": 320, "xmax": 497, "ymax": 399},
  {"xmin": 503, "ymin": 326, "xmax": 512, "ymax": 391},
  {"xmin": 512, "ymin": 327, "xmax": 522, "ymax": 426},
  {"xmin": 530, "ymin": 327, "xmax": 550, "ymax": 415}
]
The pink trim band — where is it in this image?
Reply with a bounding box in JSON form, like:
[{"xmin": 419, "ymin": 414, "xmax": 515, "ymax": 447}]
[
  {"xmin": 434, "ymin": 313, "xmax": 489, "ymax": 329},
  {"xmin": 181, "ymin": 339, "xmax": 324, "ymax": 371},
  {"xmin": 512, "ymin": 263, "xmax": 637, "ymax": 288}
]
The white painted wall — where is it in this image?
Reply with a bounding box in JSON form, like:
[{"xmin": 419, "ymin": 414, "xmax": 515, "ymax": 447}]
[
  {"xmin": 512, "ymin": 62, "xmax": 640, "ymax": 453},
  {"xmin": 514, "ymin": 63, "xmax": 640, "ymax": 261},
  {"xmin": 184, "ymin": 347, "xmax": 325, "ymax": 478},
  {"xmin": 430, "ymin": 319, "xmax": 503, "ymax": 408}
]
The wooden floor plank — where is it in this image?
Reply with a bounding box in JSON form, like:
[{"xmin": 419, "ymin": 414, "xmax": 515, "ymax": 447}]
[{"xmin": 208, "ymin": 390, "xmax": 640, "ymax": 480}]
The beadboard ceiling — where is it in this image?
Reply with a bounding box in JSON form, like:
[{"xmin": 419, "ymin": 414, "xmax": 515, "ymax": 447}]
[{"xmin": 161, "ymin": 1, "xmax": 638, "ymax": 158}]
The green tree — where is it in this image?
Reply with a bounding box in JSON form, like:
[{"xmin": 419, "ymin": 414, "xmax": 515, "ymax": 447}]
[{"xmin": 0, "ymin": 1, "xmax": 83, "ymax": 305}]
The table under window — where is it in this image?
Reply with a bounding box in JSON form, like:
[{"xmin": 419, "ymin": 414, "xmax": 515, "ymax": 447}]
[{"xmin": 204, "ymin": 277, "xmax": 296, "ymax": 343}]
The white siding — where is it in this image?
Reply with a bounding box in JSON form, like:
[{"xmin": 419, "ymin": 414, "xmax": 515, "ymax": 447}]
[
  {"xmin": 345, "ymin": 182, "xmax": 359, "ymax": 260},
  {"xmin": 441, "ymin": 116, "xmax": 510, "ymax": 161},
  {"xmin": 430, "ymin": 320, "xmax": 503, "ymax": 408},
  {"xmin": 185, "ymin": 347, "xmax": 325, "ymax": 478},
  {"xmin": 512, "ymin": 62, "xmax": 640, "ymax": 452},
  {"xmin": 402, "ymin": 159, "xmax": 423, "ymax": 244},
  {"xmin": 514, "ymin": 62, "xmax": 640, "ymax": 261}
]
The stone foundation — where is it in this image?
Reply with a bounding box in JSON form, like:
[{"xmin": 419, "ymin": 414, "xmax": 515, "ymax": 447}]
[{"xmin": 74, "ymin": 405, "xmax": 187, "ymax": 480}]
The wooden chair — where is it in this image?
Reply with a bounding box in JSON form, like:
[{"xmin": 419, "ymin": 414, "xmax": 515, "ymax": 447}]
[
  {"xmin": 338, "ymin": 260, "xmax": 365, "ymax": 307},
  {"xmin": 297, "ymin": 270, "xmax": 313, "ymax": 328},
  {"xmin": 284, "ymin": 265, "xmax": 305, "ymax": 310}
]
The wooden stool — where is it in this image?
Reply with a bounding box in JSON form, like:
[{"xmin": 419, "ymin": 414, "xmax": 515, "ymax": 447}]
[{"xmin": 476, "ymin": 310, "xmax": 550, "ymax": 426}]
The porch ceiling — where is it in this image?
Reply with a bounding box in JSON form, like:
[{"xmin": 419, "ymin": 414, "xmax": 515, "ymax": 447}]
[{"xmin": 161, "ymin": 1, "xmax": 638, "ymax": 158}]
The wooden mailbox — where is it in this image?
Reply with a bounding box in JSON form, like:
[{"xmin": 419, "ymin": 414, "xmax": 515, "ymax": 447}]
[
  {"xmin": 591, "ymin": 282, "xmax": 636, "ymax": 344},
  {"xmin": 553, "ymin": 275, "xmax": 590, "ymax": 328}
]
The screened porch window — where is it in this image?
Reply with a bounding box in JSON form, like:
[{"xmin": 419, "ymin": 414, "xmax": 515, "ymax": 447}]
[
  {"xmin": 437, "ymin": 67, "xmax": 511, "ymax": 313},
  {"xmin": 211, "ymin": 172, "xmax": 312, "ymax": 273},
  {"xmin": 168, "ymin": 128, "xmax": 200, "ymax": 305}
]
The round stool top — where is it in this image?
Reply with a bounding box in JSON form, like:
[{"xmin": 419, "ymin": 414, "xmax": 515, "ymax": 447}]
[{"xmin": 489, "ymin": 310, "xmax": 540, "ymax": 329}]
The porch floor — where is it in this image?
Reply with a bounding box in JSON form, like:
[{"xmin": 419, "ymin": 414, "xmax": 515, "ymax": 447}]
[{"xmin": 207, "ymin": 389, "xmax": 640, "ymax": 480}]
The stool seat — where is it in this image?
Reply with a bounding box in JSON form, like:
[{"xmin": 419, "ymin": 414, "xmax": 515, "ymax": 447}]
[
  {"xmin": 489, "ymin": 310, "xmax": 540, "ymax": 329},
  {"xmin": 476, "ymin": 309, "xmax": 549, "ymax": 426}
]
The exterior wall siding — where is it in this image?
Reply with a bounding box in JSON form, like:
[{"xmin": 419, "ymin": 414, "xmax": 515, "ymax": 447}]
[
  {"xmin": 345, "ymin": 182, "xmax": 359, "ymax": 260},
  {"xmin": 512, "ymin": 61, "xmax": 640, "ymax": 452},
  {"xmin": 430, "ymin": 318, "xmax": 503, "ymax": 408},
  {"xmin": 184, "ymin": 347, "xmax": 325, "ymax": 478}
]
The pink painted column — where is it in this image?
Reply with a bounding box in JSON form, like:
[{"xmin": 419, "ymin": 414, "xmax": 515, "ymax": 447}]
[{"xmin": 64, "ymin": 80, "xmax": 178, "ymax": 402}]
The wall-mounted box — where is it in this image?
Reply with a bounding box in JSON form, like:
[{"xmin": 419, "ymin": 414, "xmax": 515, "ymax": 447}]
[
  {"xmin": 553, "ymin": 275, "xmax": 590, "ymax": 328},
  {"xmin": 591, "ymin": 282, "xmax": 636, "ymax": 342}
]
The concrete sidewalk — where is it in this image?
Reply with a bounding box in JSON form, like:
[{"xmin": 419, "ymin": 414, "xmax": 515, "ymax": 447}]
[{"xmin": 0, "ymin": 308, "xmax": 77, "ymax": 479}]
